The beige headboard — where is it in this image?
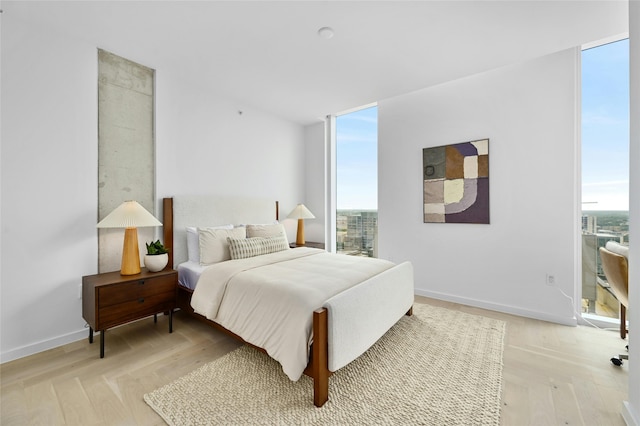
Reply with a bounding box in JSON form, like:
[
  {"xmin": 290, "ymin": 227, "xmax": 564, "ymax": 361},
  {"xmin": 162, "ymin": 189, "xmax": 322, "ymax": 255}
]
[{"xmin": 163, "ymin": 196, "xmax": 279, "ymax": 268}]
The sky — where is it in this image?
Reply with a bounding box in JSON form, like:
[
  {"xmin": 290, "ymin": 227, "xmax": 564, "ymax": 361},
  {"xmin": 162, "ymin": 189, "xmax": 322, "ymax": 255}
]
[
  {"xmin": 581, "ymin": 38, "xmax": 630, "ymax": 211},
  {"xmin": 336, "ymin": 106, "xmax": 378, "ymax": 210},
  {"xmin": 336, "ymin": 39, "xmax": 630, "ymax": 212}
]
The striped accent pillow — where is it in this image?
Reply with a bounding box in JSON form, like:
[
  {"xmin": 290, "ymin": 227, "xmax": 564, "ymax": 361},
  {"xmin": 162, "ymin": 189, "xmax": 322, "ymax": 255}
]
[{"xmin": 227, "ymin": 235, "xmax": 290, "ymax": 260}]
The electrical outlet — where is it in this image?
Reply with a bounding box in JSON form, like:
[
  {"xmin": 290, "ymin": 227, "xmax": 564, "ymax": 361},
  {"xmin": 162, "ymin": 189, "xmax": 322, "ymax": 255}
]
[{"xmin": 546, "ymin": 274, "xmax": 555, "ymax": 286}]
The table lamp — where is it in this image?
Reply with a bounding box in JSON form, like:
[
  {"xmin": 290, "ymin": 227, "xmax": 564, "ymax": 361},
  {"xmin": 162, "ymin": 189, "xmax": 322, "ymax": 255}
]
[
  {"xmin": 97, "ymin": 200, "xmax": 162, "ymax": 275},
  {"xmin": 287, "ymin": 204, "xmax": 315, "ymax": 246}
]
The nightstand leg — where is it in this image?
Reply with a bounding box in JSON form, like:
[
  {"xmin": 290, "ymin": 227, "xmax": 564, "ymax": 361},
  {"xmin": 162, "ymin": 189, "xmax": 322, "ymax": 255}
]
[
  {"xmin": 154, "ymin": 313, "xmax": 157, "ymax": 323},
  {"xmin": 89, "ymin": 327, "xmax": 94, "ymax": 344},
  {"xmin": 169, "ymin": 310, "xmax": 173, "ymax": 333},
  {"xmin": 100, "ymin": 331, "xmax": 105, "ymax": 359}
]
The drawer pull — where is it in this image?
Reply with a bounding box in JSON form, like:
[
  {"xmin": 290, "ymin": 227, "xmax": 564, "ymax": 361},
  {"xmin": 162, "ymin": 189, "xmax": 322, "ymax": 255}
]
[
  {"xmin": 138, "ymin": 280, "xmax": 145, "ymax": 285},
  {"xmin": 138, "ymin": 298, "xmax": 145, "ymax": 303}
]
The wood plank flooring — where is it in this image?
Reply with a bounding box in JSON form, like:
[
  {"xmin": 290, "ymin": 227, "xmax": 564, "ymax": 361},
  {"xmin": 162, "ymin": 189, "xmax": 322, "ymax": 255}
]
[{"xmin": 1, "ymin": 295, "xmax": 628, "ymax": 425}]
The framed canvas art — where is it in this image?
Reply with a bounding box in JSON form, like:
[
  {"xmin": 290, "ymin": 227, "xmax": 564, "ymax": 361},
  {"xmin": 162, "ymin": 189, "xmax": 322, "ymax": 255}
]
[{"xmin": 422, "ymin": 139, "xmax": 490, "ymax": 224}]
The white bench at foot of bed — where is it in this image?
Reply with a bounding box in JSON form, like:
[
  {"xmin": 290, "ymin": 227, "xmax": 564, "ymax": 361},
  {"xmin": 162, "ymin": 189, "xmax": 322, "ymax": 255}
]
[{"xmin": 325, "ymin": 261, "xmax": 415, "ymax": 372}]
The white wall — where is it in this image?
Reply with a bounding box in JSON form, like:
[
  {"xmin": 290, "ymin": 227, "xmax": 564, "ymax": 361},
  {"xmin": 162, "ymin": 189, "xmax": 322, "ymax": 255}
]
[
  {"xmin": 1, "ymin": 17, "xmax": 304, "ymax": 362},
  {"xmin": 1, "ymin": 15, "xmax": 99, "ymax": 361},
  {"xmin": 624, "ymin": 1, "xmax": 639, "ymax": 423},
  {"xmin": 302, "ymin": 122, "xmax": 326, "ymax": 244},
  {"xmin": 377, "ymin": 49, "xmax": 580, "ymax": 325},
  {"xmin": 154, "ymin": 66, "xmax": 306, "ymax": 242},
  {"xmin": 155, "ymin": 70, "xmax": 304, "ymax": 205}
]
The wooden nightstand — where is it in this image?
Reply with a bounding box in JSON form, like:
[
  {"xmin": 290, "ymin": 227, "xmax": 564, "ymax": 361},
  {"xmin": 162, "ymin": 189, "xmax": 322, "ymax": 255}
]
[
  {"xmin": 290, "ymin": 241, "xmax": 325, "ymax": 249},
  {"xmin": 82, "ymin": 268, "xmax": 177, "ymax": 358}
]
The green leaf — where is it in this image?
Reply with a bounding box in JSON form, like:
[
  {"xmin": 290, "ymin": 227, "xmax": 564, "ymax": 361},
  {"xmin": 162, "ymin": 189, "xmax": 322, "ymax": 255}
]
[{"xmin": 146, "ymin": 239, "xmax": 168, "ymax": 255}]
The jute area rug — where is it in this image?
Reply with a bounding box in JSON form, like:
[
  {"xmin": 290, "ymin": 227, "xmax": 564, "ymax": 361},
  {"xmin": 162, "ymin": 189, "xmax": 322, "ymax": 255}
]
[{"xmin": 144, "ymin": 303, "xmax": 505, "ymax": 425}]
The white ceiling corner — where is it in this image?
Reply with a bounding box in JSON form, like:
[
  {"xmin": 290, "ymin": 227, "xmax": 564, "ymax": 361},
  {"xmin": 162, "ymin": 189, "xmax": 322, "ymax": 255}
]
[{"xmin": 3, "ymin": 0, "xmax": 629, "ymax": 125}]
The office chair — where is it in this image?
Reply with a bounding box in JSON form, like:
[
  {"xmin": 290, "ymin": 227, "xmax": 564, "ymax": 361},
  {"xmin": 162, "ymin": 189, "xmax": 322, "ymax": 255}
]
[{"xmin": 599, "ymin": 242, "xmax": 629, "ymax": 366}]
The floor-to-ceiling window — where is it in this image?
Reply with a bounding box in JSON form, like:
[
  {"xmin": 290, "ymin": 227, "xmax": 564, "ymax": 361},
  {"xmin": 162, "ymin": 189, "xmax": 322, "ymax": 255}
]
[
  {"xmin": 335, "ymin": 105, "xmax": 378, "ymax": 257},
  {"xmin": 581, "ymin": 38, "xmax": 630, "ymax": 320}
]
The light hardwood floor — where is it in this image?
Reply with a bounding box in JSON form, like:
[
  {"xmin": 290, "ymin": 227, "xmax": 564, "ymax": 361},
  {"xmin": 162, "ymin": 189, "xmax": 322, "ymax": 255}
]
[{"xmin": 1, "ymin": 295, "xmax": 628, "ymax": 425}]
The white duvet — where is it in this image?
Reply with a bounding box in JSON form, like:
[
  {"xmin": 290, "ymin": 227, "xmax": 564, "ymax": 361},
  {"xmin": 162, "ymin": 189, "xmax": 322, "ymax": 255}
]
[{"xmin": 190, "ymin": 247, "xmax": 395, "ymax": 381}]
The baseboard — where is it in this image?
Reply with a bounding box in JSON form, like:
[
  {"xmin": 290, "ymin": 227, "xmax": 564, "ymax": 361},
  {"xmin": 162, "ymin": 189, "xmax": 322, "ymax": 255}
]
[
  {"xmin": 623, "ymin": 401, "xmax": 639, "ymax": 426},
  {"xmin": 0, "ymin": 328, "xmax": 89, "ymax": 364},
  {"xmin": 580, "ymin": 312, "xmax": 624, "ymax": 329},
  {"xmin": 1, "ymin": 289, "xmax": 578, "ymax": 364},
  {"xmin": 414, "ymin": 288, "xmax": 578, "ymax": 327}
]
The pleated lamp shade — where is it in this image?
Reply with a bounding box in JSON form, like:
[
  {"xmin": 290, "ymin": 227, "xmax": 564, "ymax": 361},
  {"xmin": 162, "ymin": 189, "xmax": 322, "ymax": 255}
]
[
  {"xmin": 97, "ymin": 201, "xmax": 162, "ymax": 229},
  {"xmin": 287, "ymin": 204, "xmax": 315, "ymax": 246},
  {"xmin": 97, "ymin": 201, "xmax": 162, "ymax": 275}
]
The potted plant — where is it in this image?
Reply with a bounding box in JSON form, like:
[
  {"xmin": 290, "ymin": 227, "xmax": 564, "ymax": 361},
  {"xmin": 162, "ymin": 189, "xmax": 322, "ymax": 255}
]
[{"xmin": 144, "ymin": 240, "xmax": 169, "ymax": 272}]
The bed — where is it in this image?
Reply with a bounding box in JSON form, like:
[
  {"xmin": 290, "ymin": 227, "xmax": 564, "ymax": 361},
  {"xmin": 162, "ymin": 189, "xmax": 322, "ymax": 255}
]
[{"xmin": 162, "ymin": 196, "xmax": 414, "ymax": 407}]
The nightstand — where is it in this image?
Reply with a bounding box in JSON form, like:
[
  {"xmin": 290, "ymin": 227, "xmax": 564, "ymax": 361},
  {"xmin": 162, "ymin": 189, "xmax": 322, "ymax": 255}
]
[
  {"xmin": 82, "ymin": 268, "xmax": 177, "ymax": 358},
  {"xmin": 290, "ymin": 241, "xmax": 325, "ymax": 249}
]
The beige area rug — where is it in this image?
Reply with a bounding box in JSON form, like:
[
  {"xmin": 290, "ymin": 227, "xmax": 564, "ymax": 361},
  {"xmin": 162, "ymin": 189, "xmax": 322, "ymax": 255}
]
[{"xmin": 144, "ymin": 303, "xmax": 505, "ymax": 425}]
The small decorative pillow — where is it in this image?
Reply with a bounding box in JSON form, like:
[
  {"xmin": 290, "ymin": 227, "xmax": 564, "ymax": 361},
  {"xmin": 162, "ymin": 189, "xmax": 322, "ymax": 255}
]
[
  {"xmin": 228, "ymin": 235, "xmax": 290, "ymax": 260},
  {"xmin": 246, "ymin": 223, "xmax": 289, "ymax": 246},
  {"xmin": 198, "ymin": 226, "xmax": 246, "ymax": 265},
  {"xmin": 187, "ymin": 225, "xmax": 233, "ymax": 263},
  {"xmin": 606, "ymin": 241, "xmax": 629, "ymax": 259}
]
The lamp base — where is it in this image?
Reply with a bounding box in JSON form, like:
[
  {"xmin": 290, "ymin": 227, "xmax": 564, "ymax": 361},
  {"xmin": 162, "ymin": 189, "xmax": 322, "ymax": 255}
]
[
  {"xmin": 296, "ymin": 218, "xmax": 305, "ymax": 246},
  {"xmin": 121, "ymin": 227, "xmax": 141, "ymax": 275}
]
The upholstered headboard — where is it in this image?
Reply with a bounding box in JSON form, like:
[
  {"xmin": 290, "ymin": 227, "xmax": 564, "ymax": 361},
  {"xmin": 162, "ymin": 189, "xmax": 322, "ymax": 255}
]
[{"xmin": 163, "ymin": 196, "xmax": 279, "ymax": 268}]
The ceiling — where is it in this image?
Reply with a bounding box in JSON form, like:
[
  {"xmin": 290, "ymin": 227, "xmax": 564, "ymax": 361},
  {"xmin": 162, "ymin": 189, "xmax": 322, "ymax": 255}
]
[{"xmin": 3, "ymin": 1, "xmax": 629, "ymax": 125}]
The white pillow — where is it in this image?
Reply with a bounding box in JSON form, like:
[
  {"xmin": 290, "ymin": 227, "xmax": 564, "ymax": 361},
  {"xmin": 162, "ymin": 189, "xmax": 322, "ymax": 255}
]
[
  {"xmin": 228, "ymin": 235, "xmax": 290, "ymax": 260},
  {"xmin": 246, "ymin": 223, "xmax": 289, "ymax": 246},
  {"xmin": 186, "ymin": 225, "xmax": 233, "ymax": 263},
  {"xmin": 198, "ymin": 226, "xmax": 246, "ymax": 265},
  {"xmin": 606, "ymin": 241, "xmax": 629, "ymax": 259}
]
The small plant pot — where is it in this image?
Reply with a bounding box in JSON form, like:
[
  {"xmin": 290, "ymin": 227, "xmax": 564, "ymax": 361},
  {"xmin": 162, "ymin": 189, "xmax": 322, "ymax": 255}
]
[{"xmin": 144, "ymin": 253, "xmax": 168, "ymax": 272}]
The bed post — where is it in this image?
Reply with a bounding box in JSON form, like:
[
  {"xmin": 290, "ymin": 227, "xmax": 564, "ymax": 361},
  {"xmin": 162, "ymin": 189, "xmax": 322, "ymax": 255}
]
[
  {"xmin": 312, "ymin": 308, "xmax": 329, "ymax": 407},
  {"xmin": 163, "ymin": 198, "xmax": 174, "ymax": 268}
]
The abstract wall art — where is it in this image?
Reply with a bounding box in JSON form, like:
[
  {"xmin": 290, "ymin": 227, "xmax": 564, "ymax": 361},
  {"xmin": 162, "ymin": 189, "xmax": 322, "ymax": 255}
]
[{"xmin": 423, "ymin": 139, "xmax": 490, "ymax": 224}]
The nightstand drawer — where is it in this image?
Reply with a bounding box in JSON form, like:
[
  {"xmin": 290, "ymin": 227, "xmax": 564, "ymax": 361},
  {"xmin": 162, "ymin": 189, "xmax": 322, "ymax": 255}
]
[
  {"xmin": 99, "ymin": 290, "xmax": 175, "ymax": 327},
  {"xmin": 98, "ymin": 275, "xmax": 176, "ymax": 307}
]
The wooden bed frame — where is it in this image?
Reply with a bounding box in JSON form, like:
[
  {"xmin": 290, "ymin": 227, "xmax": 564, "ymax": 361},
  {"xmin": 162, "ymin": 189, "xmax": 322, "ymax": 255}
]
[{"xmin": 162, "ymin": 197, "xmax": 411, "ymax": 407}]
